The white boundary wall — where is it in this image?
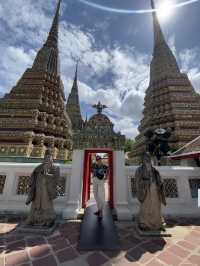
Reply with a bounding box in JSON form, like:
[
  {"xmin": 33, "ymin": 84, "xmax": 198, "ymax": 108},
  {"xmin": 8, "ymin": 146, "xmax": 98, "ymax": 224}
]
[
  {"xmin": 0, "ymin": 162, "xmax": 72, "ymax": 215},
  {"xmin": 0, "ymin": 162, "xmax": 199, "ymax": 219},
  {"xmin": 126, "ymin": 166, "xmax": 200, "ymax": 218}
]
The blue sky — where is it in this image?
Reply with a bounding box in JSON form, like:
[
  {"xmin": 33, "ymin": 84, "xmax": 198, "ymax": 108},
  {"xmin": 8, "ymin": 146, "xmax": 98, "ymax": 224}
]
[{"xmin": 0, "ymin": 0, "xmax": 200, "ymax": 139}]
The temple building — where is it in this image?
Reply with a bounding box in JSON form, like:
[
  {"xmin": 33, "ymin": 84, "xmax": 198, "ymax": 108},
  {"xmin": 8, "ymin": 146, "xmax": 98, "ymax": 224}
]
[
  {"xmin": 73, "ymin": 101, "xmax": 125, "ymax": 150},
  {"xmin": 66, "ymin": 64, "xmax": 84, "ymax": 132},
  {"xmin": 0, "ymin": 0, "xmax": 72, "ymax": 161},
  {"xmin": 169, "ymin": 136, "xmax": 200, "ymax": 166},
  {"xmin": 129, "ymin": 0, "xmax": 200, "ymax": 164}
]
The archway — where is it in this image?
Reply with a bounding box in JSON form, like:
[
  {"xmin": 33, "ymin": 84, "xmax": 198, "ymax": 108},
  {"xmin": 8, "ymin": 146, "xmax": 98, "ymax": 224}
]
[{"xmin": 82, "ymin": 148, "xmax": 113, "ymax": 209}]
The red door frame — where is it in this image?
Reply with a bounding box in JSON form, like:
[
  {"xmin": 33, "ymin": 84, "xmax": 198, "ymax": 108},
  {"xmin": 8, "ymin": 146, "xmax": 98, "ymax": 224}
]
[{"xmin": 82, "ymin": 149, "xmax": 114, "ymax": 209}]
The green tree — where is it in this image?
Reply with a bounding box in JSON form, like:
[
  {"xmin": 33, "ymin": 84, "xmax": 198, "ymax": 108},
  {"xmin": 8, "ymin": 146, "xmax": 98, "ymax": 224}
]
[{"xmin": 124, "ymin": 139, "xmax": 135, "ymax": 152}]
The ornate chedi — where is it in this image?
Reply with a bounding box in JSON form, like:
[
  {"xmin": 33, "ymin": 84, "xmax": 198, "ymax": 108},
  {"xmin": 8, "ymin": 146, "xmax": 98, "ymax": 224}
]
[
  {"xmin": 0, "ymin": 0, "xmax": 72, "ymax": 161},
  {"xmin": 66, "ymin": 63, "xmax": 84, "ymax": 132},
  {"xmin": 73, "ymin": 101, "xmax": 125, "ymax": 150},
  {"xmin": 129, "ymin": 0, "xmax": 200, "ymax": 164}
]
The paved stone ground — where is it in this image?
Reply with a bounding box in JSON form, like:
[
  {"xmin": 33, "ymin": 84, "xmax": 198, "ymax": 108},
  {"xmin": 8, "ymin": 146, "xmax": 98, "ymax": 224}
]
[{"xmin": 0, "ymin": 216, "xmax": 200, "ymax": 266}]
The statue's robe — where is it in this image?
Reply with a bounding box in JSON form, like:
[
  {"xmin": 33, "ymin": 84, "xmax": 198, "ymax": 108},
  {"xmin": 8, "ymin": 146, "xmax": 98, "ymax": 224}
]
[
  {"xmin": 26, "ymin": 164, "xmax": 60, "ymax": 226},
  {"xmin": 135, "ymin": 165, "xmax": 166, "ymax": 230}
]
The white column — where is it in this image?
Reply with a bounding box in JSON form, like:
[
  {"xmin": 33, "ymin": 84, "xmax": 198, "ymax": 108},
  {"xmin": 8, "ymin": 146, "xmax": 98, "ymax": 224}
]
[
  {"xmin": 114, "ymin": 150, "xmax": 132, "ymax": 220},
  {"xmin": 0, "ymin": 169, "xmax": 15, "ymax": 212},
  {"xmin": 3, "ymin": 169, "xmax": 16, "ymax": 198},
  {"xmin": 62, "ymin": 150, "xmax": 84, "ymax": 219}
]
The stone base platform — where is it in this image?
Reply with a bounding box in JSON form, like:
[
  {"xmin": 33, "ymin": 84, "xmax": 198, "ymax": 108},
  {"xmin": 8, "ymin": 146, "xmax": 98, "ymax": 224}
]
[
  {"xmin": 16, "ymin": 222, "xmax": 58, "ymax": 236},
  {"xmin": 136, "ymin": 226, "xmax": 172, "ymax": 237}
]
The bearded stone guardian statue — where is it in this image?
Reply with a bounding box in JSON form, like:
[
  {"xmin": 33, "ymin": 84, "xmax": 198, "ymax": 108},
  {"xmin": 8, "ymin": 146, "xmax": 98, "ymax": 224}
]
[
  {"xmin": 135, "ymin": 152, "xmax": 166, "ymax": 231},
  {"xmin": 25, "ymin": 149, "xmax": 60, "ymax": 226}
]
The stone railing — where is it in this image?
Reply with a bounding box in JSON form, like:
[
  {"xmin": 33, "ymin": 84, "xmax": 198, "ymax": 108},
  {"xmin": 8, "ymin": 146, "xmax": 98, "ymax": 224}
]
[
  {"xmin": 0, "ymin": 163, "xmax": 72, "ymax": 215},
  {"xmin": 126, "ymin": 166, "xmax": 200, "ymax": 217}
]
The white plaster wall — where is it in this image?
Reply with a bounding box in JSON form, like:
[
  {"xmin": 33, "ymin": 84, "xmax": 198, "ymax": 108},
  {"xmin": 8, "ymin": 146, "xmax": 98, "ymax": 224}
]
[
  {"xmin": 62, "ymin": 150, "xmax": 84, "ymax": 219},
  {"xmin": 113, "ymin": 151, "xmax": 132, "ymax": 220},
  {"xmin": 126, "ymin": 166, "xmax": 200, "ymax": 218},
  {"xmin": 0, "ymin": 162, "xmax": 199, "ymax": 219},
  {"xmin": 0, "ymin": 162, "xmax": 72, "ymax": 215}
]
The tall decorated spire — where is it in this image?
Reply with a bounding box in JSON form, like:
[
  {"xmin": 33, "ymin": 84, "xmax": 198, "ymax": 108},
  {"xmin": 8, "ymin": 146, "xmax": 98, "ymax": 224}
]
[
  {"xmin": 32, "ymin": 0, "xmax": 62, "ymax": 75},
  {"xmin": 66, "ymin": 63, "xmax": 83, "ymax": 131},
  {"xmin": 68, "ymin": 62, "xmax": 79, "ymax": 104},
  {"xmin": 71, "ymin": 61, "xmax": 78, "ymax": 94},
  {"xmin": 45, "ymin": 0, "xmax": 61, "ymax": 49},
  {"xmin": 150, "ymin": 0, "xmax": 180, "ymax": 83},
  {"xmin": 129, "ymin": 0, "xmax": 200, "ymax": 164},
  {"xmin": 0, "ymin": 0, "xmax": 73, "ymax": 161},
  {"xmin": 151, "ymin": 0, "xmax": 166, "ymax": 46}
]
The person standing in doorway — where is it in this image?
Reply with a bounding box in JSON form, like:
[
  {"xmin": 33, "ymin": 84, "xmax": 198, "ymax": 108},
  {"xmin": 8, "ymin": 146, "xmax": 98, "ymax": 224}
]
[{"xmin": 92, "ymin": 155, "xmax": 109, "ymax": 219}]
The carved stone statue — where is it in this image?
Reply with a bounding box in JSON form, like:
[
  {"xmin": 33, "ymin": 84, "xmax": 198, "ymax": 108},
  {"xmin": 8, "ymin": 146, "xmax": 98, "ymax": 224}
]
[
  {"xmin": 135, "ymin": 152, "xmax": 166, "ymax": 231},
  {"xmin": 25, "ymin": 149, "xmax": 60, "ymax": 226},
  {"xmin": 144, "ymin": 127, "xmax": 171, "ymax": 165}
]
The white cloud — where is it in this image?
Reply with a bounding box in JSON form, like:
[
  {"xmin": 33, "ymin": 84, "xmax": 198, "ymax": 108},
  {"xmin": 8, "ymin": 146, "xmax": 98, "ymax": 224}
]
[
  {"xmin": 110, "ymin": 116, "xmax": 139, "ymax": 139},
  {"xmin": 120, "ymin": 93, "xmax": 144, "ymax": 123},
  {"xmin": 179, "ymin": 47, "xmax": 200, "ymax": 92},
  {"xmin": 168, "ymin": 34, "xmax": 177, "ymax": 57},
  {"xmin": 0, "ymin": 46, "xmax": 35, "ymax": 92},
  {"xmin": 0, "ymin": 0, "xmax": 54, "ymax": 47}
]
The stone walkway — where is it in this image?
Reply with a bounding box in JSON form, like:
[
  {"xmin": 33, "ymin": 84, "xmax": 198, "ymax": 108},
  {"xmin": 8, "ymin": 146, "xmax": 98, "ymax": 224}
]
[{"xmin": 0, "ymin": 217, "xmax": 200, "ymax": 266}]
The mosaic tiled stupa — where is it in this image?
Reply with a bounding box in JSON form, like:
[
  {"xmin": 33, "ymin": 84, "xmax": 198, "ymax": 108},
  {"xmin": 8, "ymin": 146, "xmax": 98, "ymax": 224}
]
[
  {"xmin": 130, "ymin": 0, "xmax": 200, "ymax": 163},
  {"xmin": 0, "ymin": 0, "xmax": 72, "ymax": 161},
  {"xmin": 66, "ymin": 64, "xmax": 84, "ymax": 132}
]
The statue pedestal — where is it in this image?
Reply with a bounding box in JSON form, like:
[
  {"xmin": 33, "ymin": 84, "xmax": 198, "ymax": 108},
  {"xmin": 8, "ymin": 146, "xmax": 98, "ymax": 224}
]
[
  {"xmin": 136, "ymin": 225, "xmax": 171, "ymax": 237},
  {"xmin": 62, "ymin": 201, "xmax": 81, "ymax": 220},
  {"xmin": 17, "ymin": 222, "xmax": 58, "ymax": 236},
  {"xmin": 115, "ymin": 203, "xmax": 133, "ymax": 221}
]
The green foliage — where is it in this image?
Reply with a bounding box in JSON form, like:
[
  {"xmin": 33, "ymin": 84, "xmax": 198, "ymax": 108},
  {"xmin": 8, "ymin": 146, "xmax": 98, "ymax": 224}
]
[
  {"xmin": 124, "ymin": 139, "xmax": 135, "ymax": 152},
  {"xmin": 64, "ymin": 160, "xmax": 72, "ymax": 164}
]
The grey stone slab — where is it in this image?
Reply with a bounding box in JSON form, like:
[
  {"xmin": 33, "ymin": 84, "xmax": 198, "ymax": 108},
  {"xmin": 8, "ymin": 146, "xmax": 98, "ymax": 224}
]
[
  {"xmin": 78, "ymin": 204, "xmax": 120, "ymax": 251},
  {"xmin": 16, "ymin": 222, "xmax": 58, "ymax": 236},
  {"xmin": 136, "ymin": 226, "xmax": 172, "ymax": 237}
]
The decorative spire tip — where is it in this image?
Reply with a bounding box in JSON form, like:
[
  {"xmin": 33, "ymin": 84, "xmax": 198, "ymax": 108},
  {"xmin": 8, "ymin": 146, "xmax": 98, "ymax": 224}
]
[{"xmin": 151, "ymin": 0, "xmax": 155, "ymax": 9}]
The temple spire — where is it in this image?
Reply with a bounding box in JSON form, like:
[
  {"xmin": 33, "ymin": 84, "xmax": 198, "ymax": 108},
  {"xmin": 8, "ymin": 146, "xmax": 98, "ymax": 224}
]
[
  {"xmin": 72, "ymin": 61, "xmax": 78, "ymax": 93},
  {"xmin": 150, "ymin": 0, "xmax": 180, "ymax": 82},
  {"xmin": 151, "ymin": 0, "xmax": 166, "ymax": 46},
  {"xmin": 129, "ymin": 0, "xmax": 200, "ymax": 164},
  {"xmin": 66, "ymin": 63, "xmax": 83, "ymax": 131},
  {"xmin": 45, "ymin": 0, "xmax": 62, "ymax": 48},
  {"xmin": 32, "ymin": 0, "xmax": 62, "ymax": 75}
]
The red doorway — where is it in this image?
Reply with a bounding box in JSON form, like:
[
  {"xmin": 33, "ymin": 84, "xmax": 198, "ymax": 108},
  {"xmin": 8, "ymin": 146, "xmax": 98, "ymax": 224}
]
[{"xmin": 82, "ymin": 149, "xmax": 114, "ymax": 209}]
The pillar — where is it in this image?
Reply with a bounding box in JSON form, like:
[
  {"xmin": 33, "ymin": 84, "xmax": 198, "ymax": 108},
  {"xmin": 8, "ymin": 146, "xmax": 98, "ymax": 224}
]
[
  {"xmin": 62, "ymin": 150, "xmax": 84, "ymax": 219},
  {"xmin": 113, "ymin": 150, "xmax": 132, "ymax": 220}
]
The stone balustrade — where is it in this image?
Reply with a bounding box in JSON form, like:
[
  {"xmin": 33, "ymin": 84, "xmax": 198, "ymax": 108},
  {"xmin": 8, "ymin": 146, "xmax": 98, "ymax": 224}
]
[{"xmin": 0, "ymin": 163, "xmax": 199, "ymax": 219}]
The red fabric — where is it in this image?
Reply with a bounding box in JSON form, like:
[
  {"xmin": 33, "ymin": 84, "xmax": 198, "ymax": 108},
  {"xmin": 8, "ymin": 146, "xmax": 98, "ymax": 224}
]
[
  {"xmin": 82, "ymin": 150, "xmax": 91, "ymax": 208},
  {"xmin": 108, "ymin": 151, "xmax": 114, "ymax": 208},
  {"xmin": 88, "ymin": 153, "xmax": 92, "ymax": 200}
]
